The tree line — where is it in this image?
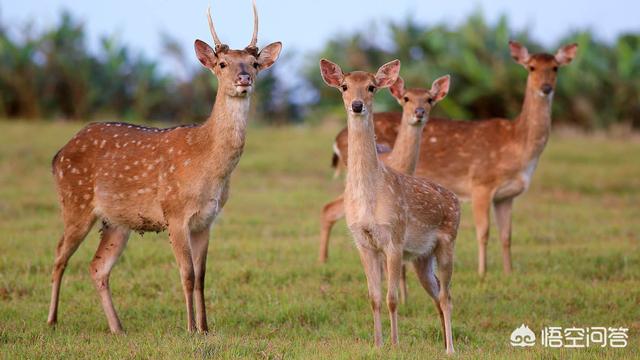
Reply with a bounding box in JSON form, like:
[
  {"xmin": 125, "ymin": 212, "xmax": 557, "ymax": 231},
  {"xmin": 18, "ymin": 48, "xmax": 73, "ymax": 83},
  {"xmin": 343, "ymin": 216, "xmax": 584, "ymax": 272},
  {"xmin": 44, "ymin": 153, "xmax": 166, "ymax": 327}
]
[{"xmin": 1, "ymin": 11, "xmax": 638, "ymax": 129}]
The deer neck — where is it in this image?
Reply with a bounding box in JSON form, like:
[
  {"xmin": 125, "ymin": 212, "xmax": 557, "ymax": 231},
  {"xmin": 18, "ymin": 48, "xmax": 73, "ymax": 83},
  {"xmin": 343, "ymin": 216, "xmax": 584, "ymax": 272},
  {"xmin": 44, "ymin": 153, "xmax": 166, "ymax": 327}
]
[
  {"xmin": 515, "ymin": 79, "xmax": 553, "ymax": 162},
  {"xmin": 197, "ymin": 93, "xmax": 251, "ymax": 178},
  {"xmin": 345, "ymin": 111, "xmax": 381, "ymax": 207},
  {"xmin": 387, "ymin": 112, "xmax": 423, "ymax": 174}
]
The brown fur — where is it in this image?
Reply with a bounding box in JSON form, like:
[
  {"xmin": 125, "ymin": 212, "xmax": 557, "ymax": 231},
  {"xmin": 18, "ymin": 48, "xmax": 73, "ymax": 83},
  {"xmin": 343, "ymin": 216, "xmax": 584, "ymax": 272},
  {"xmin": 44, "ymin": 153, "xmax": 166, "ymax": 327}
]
[
  {"xmin": 319, "ymin": 75, "xmax": 451, "ymax": 306},
  {"xmin": 327, "ymin": 41, "xmax": 578, "ymax": 276},
  {"xmin": 320, "ymin": 59, "xmax": 459, "ymax": 352},
  {"xmin": 47, "ymin": 4, "xmax": 282, "ymax": 333}
]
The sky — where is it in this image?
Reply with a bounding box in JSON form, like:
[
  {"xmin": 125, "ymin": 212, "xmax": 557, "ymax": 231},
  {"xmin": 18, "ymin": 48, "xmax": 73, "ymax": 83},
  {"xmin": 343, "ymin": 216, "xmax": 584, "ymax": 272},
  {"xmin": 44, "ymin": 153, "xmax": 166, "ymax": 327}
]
[{"xmin": 1, "ymin": 0, "xmax": 638, "ymax": 78}]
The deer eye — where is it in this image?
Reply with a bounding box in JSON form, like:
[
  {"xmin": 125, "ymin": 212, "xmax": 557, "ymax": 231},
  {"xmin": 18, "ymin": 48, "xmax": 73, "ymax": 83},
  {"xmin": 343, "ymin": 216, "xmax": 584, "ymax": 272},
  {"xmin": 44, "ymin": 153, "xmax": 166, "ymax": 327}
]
[
  {"xmin": 427, "ymin": 98, "xmax": 434, "ymax": 105},
  {"xmin": 253, "ymin": 62, "xmax": 260, "ymax": 69},
  {"xmin": 368, "ymin": 85, "xmax": 376, "ymax": 93},
  {"xmin": 553, "ymin": 66, "xmax": 558, "ymax": 72},
  {"xmin": 219, "ymin": 62, "xmax": 227, "ymax": 69},
  {"xmin": 341, "ymin": 85, "xmax": 348, "ymax": 91},
  {"xmin": 529, "ymin": 66, "xmax": 535, "ymax": 72},
  {"xmin": 403, "ymin": 96, "xmax": 409, "ymax": 102}
]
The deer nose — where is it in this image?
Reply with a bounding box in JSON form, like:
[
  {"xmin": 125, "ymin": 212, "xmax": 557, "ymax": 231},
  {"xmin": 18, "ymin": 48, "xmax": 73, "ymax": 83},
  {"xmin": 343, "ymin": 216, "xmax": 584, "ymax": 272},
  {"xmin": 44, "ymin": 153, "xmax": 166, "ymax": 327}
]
[
  {"xmin": 352, "ymin": 100, "xmax": 364, "ymax": 113},
  {"xmin": 541, "ymin": 84, "xmax": 553, "ymax": 95},
  {"xmin": 236, "ymin": 73, "xmax": 252, "ymax": 86},
  {"xmin": 415, "ymin": 107, "xmax": 425, "ymax": 119}
]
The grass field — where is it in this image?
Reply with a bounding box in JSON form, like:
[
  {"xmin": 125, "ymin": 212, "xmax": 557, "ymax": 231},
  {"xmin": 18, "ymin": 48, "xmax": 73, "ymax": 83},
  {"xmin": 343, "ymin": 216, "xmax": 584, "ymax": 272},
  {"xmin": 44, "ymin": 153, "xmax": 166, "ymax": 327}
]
[{"xmin": 0, "ymin": 121, "xmax": 639, "ymax": 359}]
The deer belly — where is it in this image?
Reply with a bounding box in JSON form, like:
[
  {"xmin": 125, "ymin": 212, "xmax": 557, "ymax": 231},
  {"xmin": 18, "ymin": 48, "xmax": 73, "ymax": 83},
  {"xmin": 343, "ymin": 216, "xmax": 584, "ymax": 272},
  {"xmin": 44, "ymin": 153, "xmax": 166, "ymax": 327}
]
[
  {"xmin": 403, "ymin": 229, "xmax": 438, "ymax": 259},
  {"xmin": 94, "ymin": 192, "xmax": 167, "ymax": 232}
]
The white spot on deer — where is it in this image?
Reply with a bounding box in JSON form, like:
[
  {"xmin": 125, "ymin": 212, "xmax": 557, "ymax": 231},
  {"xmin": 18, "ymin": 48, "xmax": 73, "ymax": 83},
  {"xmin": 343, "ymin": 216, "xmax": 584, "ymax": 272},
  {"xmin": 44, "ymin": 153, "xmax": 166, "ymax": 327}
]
[
  {"xmin": 168, "ymin": 147, "xmax": 174, "ymax": 154},
  {"xmin": 83, "ymin": 194, "xmax": 91, "ymax": 200},
  {"xmin": 78, "ymin": 180, "xmax": 83, "ymax": 185},
  {"xmin": 106, "ymin": 124, "xmax": 111, "ymax": 127},
  {"xmin": 169, "ymin": 165, "xmax": 176, "ymax": 173},
  {"xmin": 71, "ymin": 168, "xmax": 79, "ymax": 174},
  {"xmin": 124, "ymin": 165, "xmax": 130, "ymax": 170},
  {"xmin": 58, "ymin": 171, "xmax": 64, "ymax": 179},
  {"xmin": 103, "ymin": 172, "xmax": 109, "ymax": 176},
  {"xmin": 118, "ymin": 174, "xmax": 123, "ymax": 178},
  {"xmin": 93, "ymin": 139, "xmax": 98, "ymax": 146},
  {"xmin": 123, "ymin": 142, "xmax": 128, "ymax": 147},
  {"xmin": 184, "ymin": 159, "xmax": 191, "ymax": 166},
  {"xmin": 79, "ymin": 204, "xmax": 86, "ymax": 209},
  {"xmin": 100, "ymin": 140, "xmax": 106, "ymax": 148},
  {"xmin": 178, "ymin": 150, "xmax": 183, "ymax": 155},
  {"xmin": 147, "ymin": 164, "xmax": 154, "ymax": 170},
  {"xmin": 430, "ymin": 137, "xmax": 437, "ymax": 143},
  {"xmin": 80, "ymin": 145, "xmax": 87, "ymax": 152}
]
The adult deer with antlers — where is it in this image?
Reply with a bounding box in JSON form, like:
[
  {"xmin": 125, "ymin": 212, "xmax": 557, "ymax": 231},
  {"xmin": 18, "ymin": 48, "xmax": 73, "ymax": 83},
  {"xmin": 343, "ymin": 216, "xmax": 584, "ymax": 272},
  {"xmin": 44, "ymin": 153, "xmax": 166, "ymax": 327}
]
[
  {"xmin": 323, "ymin": 41, "xmax": 578, "ymax": 277},
  {"xmin": 47, "ymin": 1, "xmax": 282, "ymax": 333},
  {"xmin": 320, "ymin": 59, "xmax": 460, "ymax": 352},
  {"xmin": 319, "ymin": 74, "xmax": 452, "ymax": 304}
]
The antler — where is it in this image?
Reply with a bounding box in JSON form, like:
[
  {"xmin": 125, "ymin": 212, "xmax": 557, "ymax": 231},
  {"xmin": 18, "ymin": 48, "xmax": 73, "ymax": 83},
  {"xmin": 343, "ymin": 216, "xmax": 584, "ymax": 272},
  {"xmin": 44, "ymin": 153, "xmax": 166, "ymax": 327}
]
[
  {"xmin": 207, "ymin": 6, "xmax": 226, "ymax": 51},
  {"xmin": 247, "ymin": 0, "xmax": 259, "ymax": 50}
]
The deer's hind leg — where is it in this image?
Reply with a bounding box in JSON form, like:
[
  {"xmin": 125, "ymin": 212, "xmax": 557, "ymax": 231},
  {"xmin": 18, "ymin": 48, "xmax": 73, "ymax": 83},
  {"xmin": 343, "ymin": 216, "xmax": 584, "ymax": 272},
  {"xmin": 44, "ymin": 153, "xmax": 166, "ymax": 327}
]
[
  {"xmin": 412, "ymin": 255, "xmax": 446, "ymax": 349},
  {"xmin": 89, "ymin": 223, "xmax": 130, "ymax": 333},
  {"xmin": 319, "ymin": 194, "xmax": 345, "ymax": 263},
  {"xmin": 48, "ymin": 207, "xmax": 97, "ymax": 326},
  {"xmin": 435, "ymin": 234, "xmax": 455, "ymax": 354}
]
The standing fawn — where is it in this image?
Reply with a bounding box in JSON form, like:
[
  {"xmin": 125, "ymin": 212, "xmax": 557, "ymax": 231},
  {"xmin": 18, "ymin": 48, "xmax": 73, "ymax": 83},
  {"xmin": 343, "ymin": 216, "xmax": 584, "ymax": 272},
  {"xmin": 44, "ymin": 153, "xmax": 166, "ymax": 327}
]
[
  {"xmin": 320, "ymin": 59, "xmax": 460, "ymax": 352},
  {"xmin": 319, "ymin": 75, "xmax": 452, "ymax": 305},
  {"xmin": 326, "ymin": 41, "xmax": 578, "ymax": 276},
  {"xmin": 47, "ymin": 2, "xmax": 282, "ymax": 333}
]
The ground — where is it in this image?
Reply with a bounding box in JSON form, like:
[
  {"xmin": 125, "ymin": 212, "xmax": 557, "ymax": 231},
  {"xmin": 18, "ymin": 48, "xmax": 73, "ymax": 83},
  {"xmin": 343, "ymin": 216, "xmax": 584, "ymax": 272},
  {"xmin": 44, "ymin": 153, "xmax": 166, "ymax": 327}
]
[{"xmin": 0, "ymin": 121, "xmax": 638, "ymax": 359}]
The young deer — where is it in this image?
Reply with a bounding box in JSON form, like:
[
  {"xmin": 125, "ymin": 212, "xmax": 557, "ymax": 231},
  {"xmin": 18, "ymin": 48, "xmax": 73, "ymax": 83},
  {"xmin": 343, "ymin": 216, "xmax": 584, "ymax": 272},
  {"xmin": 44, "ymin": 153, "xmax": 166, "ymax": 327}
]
[
  {"xmin": 319, "ymin": 75, "xmax": 452, "ymax": 305},
  {"xmin": 327, "ymin": 41, "xmax": 578, "ymax": 276},
  {"xmin": 47, "ymin": 2, "xmax": 282, "ymax": 333},
  {"xmin": 320, "ymin": 59, "xmax": 460, "ymax": 352}
]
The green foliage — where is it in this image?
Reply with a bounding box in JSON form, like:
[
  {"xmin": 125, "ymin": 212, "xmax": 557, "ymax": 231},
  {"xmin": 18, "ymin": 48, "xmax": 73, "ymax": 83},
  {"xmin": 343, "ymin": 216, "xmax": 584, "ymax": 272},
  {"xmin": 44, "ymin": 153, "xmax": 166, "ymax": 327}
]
[
  {"xmin": 0, "ymin": 11, "xmax": 295, "ymax": 123},
  {"xmin": 303, "ymin": 12, "xmax": 640, "ymax": 129},
  {"xmin": 0, "ymin": 122, "xmax": 639, "ymax": 358}
]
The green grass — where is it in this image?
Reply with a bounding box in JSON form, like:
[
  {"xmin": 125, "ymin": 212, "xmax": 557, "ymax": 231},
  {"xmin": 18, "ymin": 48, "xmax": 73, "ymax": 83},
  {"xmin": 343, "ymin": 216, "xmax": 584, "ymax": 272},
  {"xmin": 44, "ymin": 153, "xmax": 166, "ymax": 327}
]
[{"xmin": 0, "ymin": 121, "xmax": 638, "ymax": 359}]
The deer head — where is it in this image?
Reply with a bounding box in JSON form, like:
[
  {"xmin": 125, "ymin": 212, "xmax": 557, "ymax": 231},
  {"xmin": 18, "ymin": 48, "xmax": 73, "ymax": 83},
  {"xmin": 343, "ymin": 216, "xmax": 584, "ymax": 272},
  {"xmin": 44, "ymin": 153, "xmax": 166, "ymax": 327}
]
[
  {"xmin": 194, "ymin": 0, "xmax": 282, "ymax": 98},
  {"xmin": 509, "ymin": 40, "xmax": 578, "ymax": 98},
  {"xmin": 389, "ymin": 75, "xmax": 450, "ymax": 126},
  {"xmin": 319, "ymin": 59, "xmax": 401, "ymax": 117}
]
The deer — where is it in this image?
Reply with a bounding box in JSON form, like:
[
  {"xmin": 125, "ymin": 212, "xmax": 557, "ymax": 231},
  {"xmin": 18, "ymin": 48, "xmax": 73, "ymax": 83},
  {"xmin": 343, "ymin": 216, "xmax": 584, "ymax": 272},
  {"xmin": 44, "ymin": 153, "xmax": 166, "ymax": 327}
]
[
  {"xmin": 319, "ymin": 58, "xmax": 460, "ymax": 352},
  {"xmin": 46, "ymin": 1, "xmax": 282, "ymax": 333},
  {"xmin": 323, "ymin": 41, "xmax": 578, "ymax": 277},
  {"xmin": 319, "ymin": 74, "xmax": 452, "ymax": 306}
]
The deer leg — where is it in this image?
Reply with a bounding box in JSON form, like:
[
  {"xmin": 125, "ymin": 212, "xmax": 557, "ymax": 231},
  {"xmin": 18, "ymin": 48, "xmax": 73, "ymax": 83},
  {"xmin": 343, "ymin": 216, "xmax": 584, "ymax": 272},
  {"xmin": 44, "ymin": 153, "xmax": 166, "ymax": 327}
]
[
  {"xmin": 471, "ymin": 188, "xmax": 492, "ymax": 277},
  {"xmin": 47, "ymin": 213, "xmax": 96, "ymax": 326},
  {"xmin": 399, "ymin": 265, "xmax": 408, "ymax": 305},
  {"xmin": 435, "ymin": 236, "xmax": 455, "ymax": 355},
  {"xmin": 412, "ymin": 255, "xmax": 446, "ymax": 349},
  {"xmin": 385, "ymin": 247, "xmax": 403, "ymax": 346},
  {"xmin": 89, "ymin": 224, "xmax": 130, "ymax": 333},
  {"xmin": 494, "ymin": 197, "xmax": 514, "ymax": 274},
  {"xmin": 356, "ymin": 244, "xmax": 383, "ymax": 347},
  {"xmin": 190, "ymin": 226, "xmax": 211, "ymax": 333},
  {"xmin": 319, "ymin": 194, "xmax": 344, "ymax": 263},
  {"xmin": 168, "ymin": 220, "xmax": 196, "ymax": 332}
]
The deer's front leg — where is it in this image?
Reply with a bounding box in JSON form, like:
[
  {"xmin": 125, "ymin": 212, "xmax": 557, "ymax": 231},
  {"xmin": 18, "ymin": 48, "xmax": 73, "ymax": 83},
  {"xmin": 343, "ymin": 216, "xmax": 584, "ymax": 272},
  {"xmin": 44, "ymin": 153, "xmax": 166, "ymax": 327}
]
[
  {"xmin": 190, "ymin": 226, "xmax": 211, "ymax": 333},
  {"xmin": 356, "ymin": 241, "xmax": 383, "ymax": 347},
  {"xmin": 385, "ymin": 246, "xmax": 403, "ymax": 346},
  {"xmin": 168, "ymin": 220, "xmax": 196, "ymax": 332}
]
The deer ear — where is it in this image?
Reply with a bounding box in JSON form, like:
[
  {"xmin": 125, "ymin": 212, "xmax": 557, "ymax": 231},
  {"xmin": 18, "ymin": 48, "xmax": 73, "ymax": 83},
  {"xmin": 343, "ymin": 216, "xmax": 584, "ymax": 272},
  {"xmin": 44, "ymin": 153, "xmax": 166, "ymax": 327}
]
[
  {"xmin": 509, "ymin": 40, "xmax": 530, "ymax": 65},
  {"xmin": 430, "ymin": 75, "xmax": 451, "ymax": 103},
  {"xmin": 194, "ymin": 40, "xmax": 217, "ymax": 69},
  {"xmin": 389, "ymin": 76, "xmax": 405, "ymax": 100},
  {"xmin": 257, "ymin": 42, "xmax": 282, "ymax": 71},
  {"xmin": 319, "ymin": 59, "xmax": 344, "ymax": 88},
  {"xmin": 555, "ymin": 43, "xmax": 578, "ymax": 65},
  {"xmin": 375, "ymin": 60, "xmax": 401, "ymax": 88}
]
